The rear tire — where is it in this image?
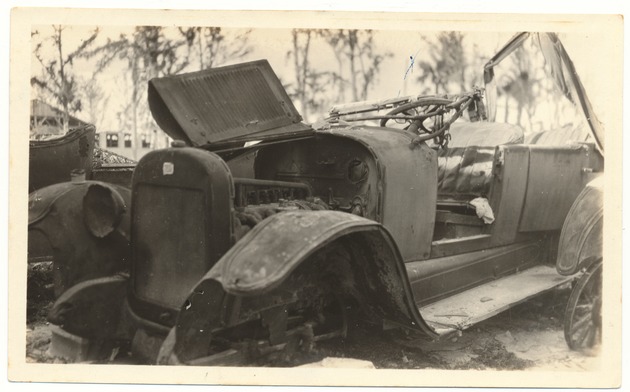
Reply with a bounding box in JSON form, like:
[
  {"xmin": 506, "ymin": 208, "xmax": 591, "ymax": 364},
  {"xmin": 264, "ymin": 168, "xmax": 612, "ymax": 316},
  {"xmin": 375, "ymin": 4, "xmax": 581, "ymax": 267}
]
[{"xmin": 563, "ymin": 258, "xmax": 602, "ymax": 351}]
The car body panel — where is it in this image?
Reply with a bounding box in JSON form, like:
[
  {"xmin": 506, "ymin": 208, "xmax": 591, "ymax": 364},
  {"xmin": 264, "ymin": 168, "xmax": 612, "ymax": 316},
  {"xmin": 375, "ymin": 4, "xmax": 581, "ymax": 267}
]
[
  {"xmin": 556, "ymin": 176, "xmax": 604, "ymax": 275},
  {"xmin": 29, "ymin": 125, "xmax": 96, "ymax": 192},
  {"xmin": 28, "ymin": 181, "xmax": 131, "ymax": 297}
]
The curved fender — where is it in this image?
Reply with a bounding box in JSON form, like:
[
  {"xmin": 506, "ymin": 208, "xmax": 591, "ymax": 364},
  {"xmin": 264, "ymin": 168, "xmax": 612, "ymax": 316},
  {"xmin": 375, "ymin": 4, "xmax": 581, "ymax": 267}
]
[
  {"xmin": 28, "ymin": 181, "xmax": 131, "ymax": 296},
  {"xmin": 169, "ymin": 210, "xmax": 437, "ymax": 363},
  {"xmin": 557, "ymin": 176, "xmax": 603, "ymax": 275},
  {"xmin": 48, "ymin": 274, "xmax": 129, "ymax": 339},
  {"xmin": 220, "ymin": 210, "xmax": 385, "ymax": 294}
]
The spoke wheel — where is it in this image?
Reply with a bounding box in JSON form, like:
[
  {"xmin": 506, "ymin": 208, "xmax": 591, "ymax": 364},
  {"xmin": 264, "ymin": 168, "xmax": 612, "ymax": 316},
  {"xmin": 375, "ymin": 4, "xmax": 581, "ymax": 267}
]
[{"xmin": 564, "ymin": 259, "xmax": 602, "ymax": 351}]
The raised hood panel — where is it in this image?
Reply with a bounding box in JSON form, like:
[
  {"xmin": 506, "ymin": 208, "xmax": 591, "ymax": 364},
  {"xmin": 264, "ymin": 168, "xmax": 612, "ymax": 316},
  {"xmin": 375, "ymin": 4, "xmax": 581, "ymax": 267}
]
[{"xmin": 148, "ymin": 60, "xmax": 312, "ymax": 147}]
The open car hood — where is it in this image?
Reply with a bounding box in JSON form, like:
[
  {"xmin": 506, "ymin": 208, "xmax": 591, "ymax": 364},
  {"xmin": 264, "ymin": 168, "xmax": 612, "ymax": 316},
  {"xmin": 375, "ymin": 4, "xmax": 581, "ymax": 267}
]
[
  {"xmin": 148, "ymin": 60, "xmax": 313, "ymax": 148},
  {"xmin": 484, "ymin": 33, "xmax": 604, "ymax": 153}
]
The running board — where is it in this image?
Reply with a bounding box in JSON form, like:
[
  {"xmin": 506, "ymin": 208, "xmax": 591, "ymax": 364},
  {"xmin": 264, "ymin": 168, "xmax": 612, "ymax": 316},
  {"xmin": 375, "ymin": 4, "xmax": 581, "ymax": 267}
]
[{"xmin": 418, "ymin": 265, "xmax": 575, "ymax": 336}]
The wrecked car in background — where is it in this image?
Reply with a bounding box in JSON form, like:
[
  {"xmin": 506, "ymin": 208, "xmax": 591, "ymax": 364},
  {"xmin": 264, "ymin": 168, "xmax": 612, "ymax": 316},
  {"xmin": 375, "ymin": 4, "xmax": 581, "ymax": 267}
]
[
  {"xmin": 28, "ymin": 32, "xmax": 603, "ymax": 365},
  {"xmin": 29, "ymin": 124, "xmax": 136, "ymax": 193},
  {"xmin": 27, "ymin": 124, "xmax": 136, "ymax": 316}
]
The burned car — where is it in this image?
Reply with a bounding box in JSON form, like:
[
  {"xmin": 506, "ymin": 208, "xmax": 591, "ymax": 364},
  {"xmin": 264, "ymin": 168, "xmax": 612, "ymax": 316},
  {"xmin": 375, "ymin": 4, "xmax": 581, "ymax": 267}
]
[{"xmin": 28, "ymin": 32, "xmax": 604, "ymax": 365}]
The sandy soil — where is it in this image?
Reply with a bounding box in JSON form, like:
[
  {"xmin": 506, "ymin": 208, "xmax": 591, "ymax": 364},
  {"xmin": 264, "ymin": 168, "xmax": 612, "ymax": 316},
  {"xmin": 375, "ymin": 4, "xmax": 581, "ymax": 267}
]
[
  {"xmin": 302, "ymin": 286, "xmax": 601, "ymax": 371},
  {"xmin": 25, "ymin": 281, "xmax": 600, "ymax": 371}
]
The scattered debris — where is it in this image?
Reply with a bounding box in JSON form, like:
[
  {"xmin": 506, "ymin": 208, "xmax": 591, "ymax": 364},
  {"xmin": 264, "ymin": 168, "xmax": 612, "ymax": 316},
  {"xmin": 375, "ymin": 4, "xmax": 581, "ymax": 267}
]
[{"xmin": 26, "ymin": 288, "xmax": 600, "ymax": 370}]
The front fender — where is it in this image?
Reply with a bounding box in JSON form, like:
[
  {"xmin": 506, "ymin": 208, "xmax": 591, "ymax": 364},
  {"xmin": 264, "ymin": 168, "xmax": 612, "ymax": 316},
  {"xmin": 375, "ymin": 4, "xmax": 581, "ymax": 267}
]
[
  {"xmin": 557, "ymin": 176, "xmax": 603, "ymax": 275},
  {"xmin": 28, "ymin": 181, "xmax": 131, "ymax": 296},
  {"xmin": 48, "ymin": 274, "xmax": 129, "ymax": 339},
  {"xmin": 218, "ymin": 210, "xmax": 386, "ymax": 295},
  {"xmin": 168, "ymin": 210, "xmax": 436, "ymax": 363}
]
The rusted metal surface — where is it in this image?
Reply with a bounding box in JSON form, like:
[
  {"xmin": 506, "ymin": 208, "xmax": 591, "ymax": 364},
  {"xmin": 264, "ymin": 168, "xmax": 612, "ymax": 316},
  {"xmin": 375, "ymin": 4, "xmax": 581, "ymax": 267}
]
[
  {"xmin": 148, "ymin": 60, "xmax": 312, "ymax": 147},
  {"xmin": 485, "ymin": 145, "xmax": 531, "ymax": 245},
  {"xmin": 408, "ymin": 240, "xmax": 543, "ymax": 306},
  {"xmin": 28, "ymin": 181, "xmax": 131, "ymax": 297},
  {"xmin": 518, "ymin": 145, "xmax": 591, "ymax": 232},
  {"xmin": 48, "ymin": 274, "xmax": 128, "ymax": 339},
  {"xmin": 420, "ymin": 265, "xmax": 575, "ymax": 335},
  {"xmin": 91, "ymin": 166, "xmax": 135, "ymax": 188},
  {"xmin": 255, "ymin": 134, "xmax": 383, "ymax": 221},
  {"xmin": 129, "ymin": 146, "xmax": 234, "ymax": 324},
  {"xmin": 165, "ymin": 210, "xmax": 437, "ymax": 364},
  {"xmin": 233, "ymin": 178, "xmax": 312, "ymax": 207},
  {"xmin": 556, "ymin": 177, "xmax": 603, "ymax": 275},
  {"xmin": 218, "ymin": 210, "xmax": 373, "ymax": 293},
  {"xmin": 317, "ymin": 128, "xmax": 438, "ymax": 261},
  {"xmin": 29, "ymin": 125, "xmax": 96, "ymax": 192}
]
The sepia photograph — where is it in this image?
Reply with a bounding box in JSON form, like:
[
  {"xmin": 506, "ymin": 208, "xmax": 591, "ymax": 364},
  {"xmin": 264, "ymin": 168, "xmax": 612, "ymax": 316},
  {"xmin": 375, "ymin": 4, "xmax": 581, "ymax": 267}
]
[{"xmin": 7, "ymin": 4, "xmax": 623, "ymax": 389}]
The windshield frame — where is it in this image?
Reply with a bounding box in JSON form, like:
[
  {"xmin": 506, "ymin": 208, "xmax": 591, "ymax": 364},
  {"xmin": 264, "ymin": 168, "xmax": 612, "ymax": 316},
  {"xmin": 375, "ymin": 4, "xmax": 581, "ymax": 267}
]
[{"xmin": 483, "ymin": 32, "xmax": 604, "ymax": 153}]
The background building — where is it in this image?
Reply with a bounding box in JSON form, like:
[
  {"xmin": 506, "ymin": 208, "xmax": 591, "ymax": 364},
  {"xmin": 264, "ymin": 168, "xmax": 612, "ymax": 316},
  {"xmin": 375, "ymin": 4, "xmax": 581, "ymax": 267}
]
[
  {"xmin": 31, "ymin": 99, "xmax": 170, "ymax": 161},
  {"xmin": 30, "ymin": 99, "xmax": 88, "ymax": 138},
  {"xmin": 95, "ymin": 129, "xmax": 171, "ymax": 161}
]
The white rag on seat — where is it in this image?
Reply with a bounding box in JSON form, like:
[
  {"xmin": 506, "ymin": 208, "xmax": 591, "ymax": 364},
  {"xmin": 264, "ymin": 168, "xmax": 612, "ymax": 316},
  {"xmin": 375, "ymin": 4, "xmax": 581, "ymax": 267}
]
[{"xmin": 470, "ymin": 197, "xmax": 495, "ymax": 224}]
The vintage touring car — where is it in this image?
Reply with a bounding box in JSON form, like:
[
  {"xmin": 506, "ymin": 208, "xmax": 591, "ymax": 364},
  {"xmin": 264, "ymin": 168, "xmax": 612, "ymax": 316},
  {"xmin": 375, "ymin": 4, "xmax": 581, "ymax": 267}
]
[{"xmin": 27, "ymin": 32, "xmax": 604, "ymax": 365}]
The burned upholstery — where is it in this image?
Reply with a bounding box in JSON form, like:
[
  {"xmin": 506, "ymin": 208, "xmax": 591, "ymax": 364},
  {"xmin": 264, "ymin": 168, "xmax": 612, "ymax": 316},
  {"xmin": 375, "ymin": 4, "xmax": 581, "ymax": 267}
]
[{"xmin": 437, "ymin": 122, "xmax": 524, "ymax": 196}]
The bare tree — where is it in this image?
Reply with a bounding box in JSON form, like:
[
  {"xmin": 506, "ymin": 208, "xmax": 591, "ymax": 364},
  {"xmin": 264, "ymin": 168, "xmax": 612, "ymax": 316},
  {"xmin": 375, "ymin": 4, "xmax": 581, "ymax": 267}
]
[
  {"xmin": 79, "ymin": 77, "xmax": 110, "ymax": 128},
  {"xmin": 416, "ymin": 32, "xmax": 468, "ymax": 95},
  {"xmin": 285, "ymin": 29, "xmax": 337, "ymax": 121},
  {"xmin": 31, "ymin": 26, "xmax": 99, "ymax": 132},
  {"xmin": 85, "ymin": 26, "xmax": 189, "ymax": 159},
  {"xmin": 179, "ymin": 27, "xmax": 251, "ymax": 70},
  {"xmin": 496, "ymin": 41, "xmax": 550, "ymax": 130},
  {"xmin": 323, "ymin": 29, "xmax": 391, "ymax": 102},
  {"xmin": 499, "ymin": 47, "xmax": 534, "ymax": 126}
]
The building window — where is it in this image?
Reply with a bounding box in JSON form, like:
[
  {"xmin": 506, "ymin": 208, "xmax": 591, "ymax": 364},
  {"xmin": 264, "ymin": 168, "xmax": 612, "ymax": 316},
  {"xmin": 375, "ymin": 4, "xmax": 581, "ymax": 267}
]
[
  {"xmin": 94, "ymin": 133, "xmax": 100, "ymax": 147},
  {"xmin": 141, "ymin": 134, "xmax": 151, "ymax": 148},
  {"xmin": 106, "ymin": 133, "xmax": 119, "ymax": 148},
  {"xmin": 124, "ymin": 133, "xmax": 132, "ymax": 148}
]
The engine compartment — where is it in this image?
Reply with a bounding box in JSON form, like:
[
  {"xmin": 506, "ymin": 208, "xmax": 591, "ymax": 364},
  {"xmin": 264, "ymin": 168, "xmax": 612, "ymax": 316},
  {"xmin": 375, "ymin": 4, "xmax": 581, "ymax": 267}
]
[
  {"xmin": 255, "ymin": 135, "xmax": 379, "ymax": 218},
  {"xmin": 228, "ymin": 134, "xmax": 381, "ymax": 242}
]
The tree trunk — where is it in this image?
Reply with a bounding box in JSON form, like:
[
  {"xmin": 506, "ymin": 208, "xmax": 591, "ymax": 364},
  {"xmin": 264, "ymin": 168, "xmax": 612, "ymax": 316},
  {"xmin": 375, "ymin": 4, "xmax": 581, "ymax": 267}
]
[
  {"xmin": 131, "ymin": 58, "xmax": 139, "ymax": 160},
  {"xmin": 55, "ymin": 27, "xmax": 70, "ymax": 133},
  {"xmin": 198, "ymin": 28, "xmax": 204, "ymax": 70},
  {"xmin": 348, "ymin": 31, "xmax": 358, "ymax": 101}
]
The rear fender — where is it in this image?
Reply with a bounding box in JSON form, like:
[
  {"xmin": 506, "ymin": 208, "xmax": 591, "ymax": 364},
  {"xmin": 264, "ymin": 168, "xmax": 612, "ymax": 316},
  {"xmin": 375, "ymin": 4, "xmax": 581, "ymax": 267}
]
[
  {"xmin": 171, "ymin": 210, "xmax": 436, "ymax": 362},
  {"xmin": 557, "ymin": 176, "xmax": 603, "ymax": 275}
]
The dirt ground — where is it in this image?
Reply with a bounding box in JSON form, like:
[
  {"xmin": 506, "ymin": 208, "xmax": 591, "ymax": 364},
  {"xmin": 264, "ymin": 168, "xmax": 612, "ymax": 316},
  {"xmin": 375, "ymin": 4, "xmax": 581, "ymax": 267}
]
[{"xmin": 26, "ymin": 270, "xmax": 601, "ymax": 371}]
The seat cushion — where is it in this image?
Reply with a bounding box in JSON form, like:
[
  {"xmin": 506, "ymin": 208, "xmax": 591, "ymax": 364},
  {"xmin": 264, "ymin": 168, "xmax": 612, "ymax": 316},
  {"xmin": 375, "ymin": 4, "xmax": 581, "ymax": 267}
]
[
  {"xmin": 438, "ymin": 122, "xmax": 524, "ymax": 196},
  {"xmin": 524, "ymin": 124, "xmax": 589, "ymax": 145}
]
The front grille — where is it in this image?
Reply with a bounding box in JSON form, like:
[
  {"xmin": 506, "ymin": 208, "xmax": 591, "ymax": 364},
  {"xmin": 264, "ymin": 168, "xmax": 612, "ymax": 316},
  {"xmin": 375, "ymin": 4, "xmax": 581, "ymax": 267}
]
[{"xmin": 133, "ymin": 184, "xmax": 208, "ymax": 309}]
